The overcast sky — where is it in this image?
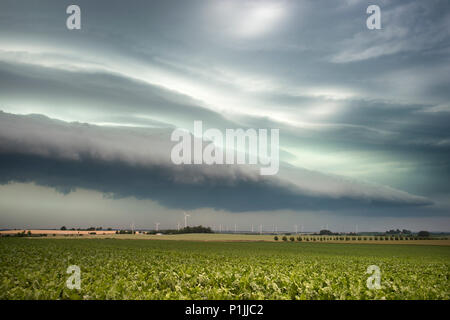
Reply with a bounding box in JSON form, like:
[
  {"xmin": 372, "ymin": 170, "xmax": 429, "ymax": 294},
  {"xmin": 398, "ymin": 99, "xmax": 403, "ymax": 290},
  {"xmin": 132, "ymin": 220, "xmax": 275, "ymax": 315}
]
[{"xmin": 0, "ymin": 0, "xmax": 449, "ymax": 232}]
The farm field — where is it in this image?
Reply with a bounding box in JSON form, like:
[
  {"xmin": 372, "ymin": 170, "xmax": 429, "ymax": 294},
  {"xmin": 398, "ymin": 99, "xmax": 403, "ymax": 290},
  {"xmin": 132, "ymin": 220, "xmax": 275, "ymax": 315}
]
[
  {"xmin": 29, "ymin": 232, "xmax": 450, "ymax": 246},
  {"xmin": 0, "ymin": 237, "xmax": 449, "ymax": 300}
]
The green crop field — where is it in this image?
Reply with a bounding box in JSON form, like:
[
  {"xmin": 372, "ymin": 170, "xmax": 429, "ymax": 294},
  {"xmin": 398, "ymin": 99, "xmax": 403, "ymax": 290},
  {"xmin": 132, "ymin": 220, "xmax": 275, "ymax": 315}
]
[{"xmin": 0, "ymin": 238, "xmax": 449, "ymax": 300}]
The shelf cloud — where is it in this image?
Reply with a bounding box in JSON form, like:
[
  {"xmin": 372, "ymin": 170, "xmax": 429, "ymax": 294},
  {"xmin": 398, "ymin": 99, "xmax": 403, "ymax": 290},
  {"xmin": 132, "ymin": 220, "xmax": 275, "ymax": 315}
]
[{"xmin": 0, "ymin": 112, "xmax": 432, "ymax": 212}]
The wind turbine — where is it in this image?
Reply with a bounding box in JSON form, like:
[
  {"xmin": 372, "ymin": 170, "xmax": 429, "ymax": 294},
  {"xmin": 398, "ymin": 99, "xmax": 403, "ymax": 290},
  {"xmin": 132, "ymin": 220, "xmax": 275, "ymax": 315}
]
[
  {"xmin": 251, "ymin": 224, "xmax": 254, "ymax": 233},
  {"xmin": 183, "ymin": 212, "xmax": 190, "ymax": 228},
  {"xmin": 295, "ymin": 225, "xmax": 298, "ymax": 235},
  {"xmin": 259, "ymin": 224, "xmax": 262, "ymax": 235},
  {"xmin": 155, "ymin": 222, "xmax": 160, "ymax": 232}
]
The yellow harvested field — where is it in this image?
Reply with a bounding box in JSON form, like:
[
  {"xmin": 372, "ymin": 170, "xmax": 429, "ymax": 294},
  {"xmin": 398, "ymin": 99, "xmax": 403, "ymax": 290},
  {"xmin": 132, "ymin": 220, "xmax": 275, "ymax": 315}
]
[{"xmin": 0, "ymin": 229, "xmax": 116, "ymax": 236}]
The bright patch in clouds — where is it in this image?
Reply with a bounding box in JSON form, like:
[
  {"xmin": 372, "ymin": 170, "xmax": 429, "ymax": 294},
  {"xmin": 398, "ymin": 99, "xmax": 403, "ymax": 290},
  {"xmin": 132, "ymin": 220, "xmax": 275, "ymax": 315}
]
[
  {"xmin": 213, "ymin": 1, "xmax": 286, "ymax": 38},
  {"xmin": 237, "ymin": 2, "xmax": 285, "ymax": 38}
]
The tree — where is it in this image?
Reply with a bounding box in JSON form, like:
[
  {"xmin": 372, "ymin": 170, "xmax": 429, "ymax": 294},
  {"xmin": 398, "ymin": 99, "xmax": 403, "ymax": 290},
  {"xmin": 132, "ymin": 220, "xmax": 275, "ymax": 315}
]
[
  {"xmin": 418, "ymin": 231, "xmax": 430, "ymax": 238},
  {"xmin": 282, "ymin": 236, "xmax": 288, "ymax": 241},
  {"xmin": 60, "ymin": 226, "xmax": 67, "ymax": 230},
  {"xmin": 163, "ymin": 225, "xmax": 213, "ymax": 235},
  {"xmin": 319, "ymin": 229, "xmax": 333, "ymax": 235},
  {"xmin": 274, "ymin": 236, "xmax": 279, "ymax": 241},
  {"xmin": 289, "ymin": 236, "xmax": 295, "ymax": 242}
]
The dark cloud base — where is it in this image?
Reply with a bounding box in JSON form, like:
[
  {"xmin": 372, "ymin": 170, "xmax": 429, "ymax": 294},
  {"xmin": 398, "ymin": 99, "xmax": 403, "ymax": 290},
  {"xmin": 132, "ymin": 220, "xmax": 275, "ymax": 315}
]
[{"xmin": 0, "ymin": 152, "xmax": 433, "ymax": 213}]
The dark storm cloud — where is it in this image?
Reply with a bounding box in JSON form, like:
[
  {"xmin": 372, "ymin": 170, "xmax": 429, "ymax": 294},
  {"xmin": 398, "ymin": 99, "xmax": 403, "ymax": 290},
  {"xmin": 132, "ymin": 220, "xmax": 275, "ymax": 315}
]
[
  {"xmin": 0, "ymin": 0, "xmax": 448, "ymax": 220},
  {"xmin": 0, "ymin": 112, "xmax": 432, "ymax": 212},
  {"xmin": 0, "ymin": 152, "xmax": 434, "ymax": 214}
]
